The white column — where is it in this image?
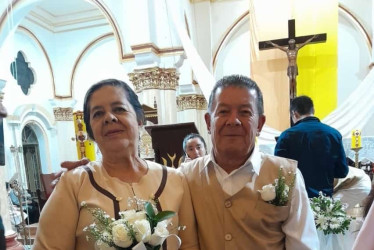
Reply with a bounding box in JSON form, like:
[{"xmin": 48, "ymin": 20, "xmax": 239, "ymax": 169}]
[
  {"xmin": 128, "ymin": 67, "xmax": 179, "ymax": 125},
  {"xmin": 49, "ymin": 100, "xmax": 78, "ymax": 164},
  {"xmin": 176, "ymin": 92, "xmax": 210, "ymax": 150}
]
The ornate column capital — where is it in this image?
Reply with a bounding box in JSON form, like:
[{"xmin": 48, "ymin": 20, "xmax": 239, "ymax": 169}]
[
  {"xmin": 128, "ymin": 67, "xmax": 179, "ymax": 93},
  {"xmin": 176, "ymin": 94, "xmax": 207, "ymax": 111},
  {"xmin": 53, "ymin": 107, "xmax": 73, "ymax": 121}
]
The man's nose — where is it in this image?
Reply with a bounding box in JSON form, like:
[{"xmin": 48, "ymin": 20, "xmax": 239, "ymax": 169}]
[{"xmin": 226, "ymin": 111, "xmax": 241, "ymax": 126}]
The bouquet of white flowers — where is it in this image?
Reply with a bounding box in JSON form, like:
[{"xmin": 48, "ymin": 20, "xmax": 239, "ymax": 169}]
[
  {"xmin": 81, "ymin": 198, "xmax": 179, "ymax": 250},
  {"xmin": 310, "ymin": 192, "xmax": 352, "ymax": 235}
]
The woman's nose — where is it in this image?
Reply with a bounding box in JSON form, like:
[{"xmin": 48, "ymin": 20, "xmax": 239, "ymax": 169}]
[{"xmin": 104, "ymin": 113, "xmax": 118, "ymax": 124}]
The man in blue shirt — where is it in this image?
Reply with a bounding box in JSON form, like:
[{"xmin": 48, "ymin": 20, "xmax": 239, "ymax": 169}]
[{"xmin": 274, "ymin": 95, "xmax": 349, "ymax": 198}]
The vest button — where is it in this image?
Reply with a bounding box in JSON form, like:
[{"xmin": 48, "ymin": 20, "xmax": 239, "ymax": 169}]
[
  {"xmin": 225, "ymin": 234, "xmax": 232, "ymax": 241},
  {"xmin": 224, "ymin": 200, "xmax": 232, "ymax": 208}
]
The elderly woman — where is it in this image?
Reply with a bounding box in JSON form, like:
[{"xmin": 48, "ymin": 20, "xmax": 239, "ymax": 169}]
[{"xmin": 33, "ymin": 79, "xmax": 198, "ymax": 250}]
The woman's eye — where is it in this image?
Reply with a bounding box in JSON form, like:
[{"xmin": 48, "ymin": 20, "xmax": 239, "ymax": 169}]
[
  {"xmin": 92, "ymin": 111, "xmax": 103, "ymax": 118},
  {"xmin": 113, "ymin": 107, "xmax": 126, "ymax": 113}
]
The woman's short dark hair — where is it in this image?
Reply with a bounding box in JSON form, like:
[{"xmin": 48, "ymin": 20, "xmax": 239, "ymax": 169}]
[
  {"xmin": 182, "ymin": 133, "xmax": 207, "ymax": 154},
  {"xmin": 83, "ymin": 79, "xmax": 145, "ymax": 140}
]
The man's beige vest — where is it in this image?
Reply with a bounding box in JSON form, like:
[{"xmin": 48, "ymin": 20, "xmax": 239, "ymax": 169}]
[{"xmin": 182, "ymin": 154, "xmax": 297, "ymax": 250}]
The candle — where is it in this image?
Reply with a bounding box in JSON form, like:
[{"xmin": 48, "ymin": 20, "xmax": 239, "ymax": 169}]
[{"xmin": 351, "ymin": 130, "xmax": 362, "ymax": 148}]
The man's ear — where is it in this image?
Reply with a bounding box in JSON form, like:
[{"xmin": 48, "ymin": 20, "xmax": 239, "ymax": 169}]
[
  {"xmin": 257, "ymin": 115, "xmax": 266, "ymax": 134},
  {"xmin": 204, "ymin": 112, "xmax": 211, "ymax": 134}
]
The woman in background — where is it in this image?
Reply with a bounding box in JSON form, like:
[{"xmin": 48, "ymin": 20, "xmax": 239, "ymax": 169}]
[{"xmin": 182, "ymin": 133, "xmax": 207, "ymax": 163}]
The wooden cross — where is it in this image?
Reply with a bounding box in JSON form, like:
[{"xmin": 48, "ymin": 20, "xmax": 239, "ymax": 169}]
[{"xmin": 259, "ymin": 19, "xmax": 326, "ymax": 100}]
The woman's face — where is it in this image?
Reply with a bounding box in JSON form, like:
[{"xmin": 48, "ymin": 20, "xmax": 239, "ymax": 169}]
[
  {"xmin": 88, "ymin": 86, "xmax": 139, "ymax": 153},
  {"xmin": 185, "ymin": 137, "xmax": 206, "ymax": 159}
]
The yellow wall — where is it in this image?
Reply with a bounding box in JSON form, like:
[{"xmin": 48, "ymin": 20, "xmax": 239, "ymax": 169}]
[{"xmin": 294, "ymin": 0, "xmax": 338, "ymax": 119}]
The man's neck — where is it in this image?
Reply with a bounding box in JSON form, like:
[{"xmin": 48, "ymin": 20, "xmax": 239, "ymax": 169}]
[
  {"xmin": 213, "ymin": 150, "xmax": 253, "ymax": 174},
  {"xmin": 295, "ymin": 114, "xmax": 314, "ymax": 123}
]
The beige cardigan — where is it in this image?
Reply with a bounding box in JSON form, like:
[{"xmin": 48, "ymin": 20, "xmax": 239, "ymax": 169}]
[{"xmin": 33, "ymin": 161, "xmax": 199, "ymax": 250}]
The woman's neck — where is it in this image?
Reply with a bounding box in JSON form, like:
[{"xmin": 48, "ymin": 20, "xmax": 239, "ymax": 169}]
[{"xmin": 101, "ymin": 154, "xmax": 148, "ymax": 183}]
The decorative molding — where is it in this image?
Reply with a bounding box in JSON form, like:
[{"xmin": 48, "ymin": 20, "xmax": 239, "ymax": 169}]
[
  {"xmin": 70, "ymin": 32, "xmax": 114, "ymax": 99},
  {"xmin": 18, "ymin": 26, "xmax": 56, "ymax": 98},
  {"xmin": 176, "ymin": 94, "xmax": 207, "ymax": 111},
  {"xmin": 130, "ymin": 43, "xmax": 184, "ymax": 57},
  {"xmin": 339, "ymin": 4, "xmax": 372, "ymax": 52},
  {"xmin": 53, "ymin": 107, "xmax": 73, "ymax": 121},
  {"xmin": 213, "ymin": 11, "xmax": 249, "ymax": 71},
  {"xmin": 128, "ymin": 67, "xmax": 179, "ymax": 93}
]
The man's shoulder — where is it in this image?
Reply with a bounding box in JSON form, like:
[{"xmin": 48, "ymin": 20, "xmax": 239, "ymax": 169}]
[
  {"xmin": 261, "ymin": 154, "xmax": 297, "ymax": 172},
  {"xmin": 180, "ymin": 155, "xmax": 209, "ymax": 176},
  {"xmin": 320, "ymin": 122, "xmax": 342, "ymax": 134}
]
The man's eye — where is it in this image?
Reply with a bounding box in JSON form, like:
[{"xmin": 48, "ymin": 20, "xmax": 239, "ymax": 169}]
[
  {"xmin": 218, "ymin": 110, "xmax": 228, "ymax": 114},
  {"xmin": 240, "ymin": 110, "xmax": 253, "ymax": 116}
]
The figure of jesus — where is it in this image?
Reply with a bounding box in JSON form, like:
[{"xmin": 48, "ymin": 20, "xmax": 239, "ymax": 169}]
[{"xmin": 266, "ymin": 35, "xmax": 317, "ymax": 98}]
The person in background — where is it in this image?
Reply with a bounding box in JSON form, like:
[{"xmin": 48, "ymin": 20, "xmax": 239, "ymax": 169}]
[
  {"xmin": 274, "ymin": 95, "xmax": 349, "ymax": 198},
  {"xmin": 182, "ymin": 133, "xmax": 207, "ymax": 162},
  {"xmin": 33, "ymin": 79, "xmax": 198, "ymax": 250},
  {"xmin": 352, "ymin": 183, "xmax": 374, "ymax": 249},
  {"xmin": 7, "ymin": 182, "xmax": 39, "ymax": 224}
]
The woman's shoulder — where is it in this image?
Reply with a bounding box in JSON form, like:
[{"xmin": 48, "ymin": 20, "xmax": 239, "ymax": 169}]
[
  {"xmin": 61, "ymin": 161, "xmax": 102, "ymax": 181},
  {"xmin": 146, "ymin": 160, "xmax": 183, "ymax": 179}
]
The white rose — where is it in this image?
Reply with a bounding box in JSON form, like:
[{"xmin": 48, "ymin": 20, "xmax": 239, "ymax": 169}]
[
  {"xmin": 133, "ymin": 219, "xmax": 151, "ymax": 243},
  {"xmin": 148, "ymin": 221, "xmax": 169, "ymax": 246},
  {"xmin": 112, "ymin": 224, "xmax": 133, "ymax": 248},
  {"xmin": 258, "ymin": 184, "xmax": 276, "ymax": 201},
  {"xmin": 134, "ymin": 211, "xmax": 147, "ymax": 221},
  {"xmin": 119, "ymin": 209, "xmax": 137, "ymax": 221}
]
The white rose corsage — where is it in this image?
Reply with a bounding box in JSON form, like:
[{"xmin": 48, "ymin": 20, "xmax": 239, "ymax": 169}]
[
  {"xmin": 258, "ymin": 166, "xmax": 296, "ymax": 206},
  {"xmin": 81, "ymin": 197, "xmax": 182, "ymax": 250}
]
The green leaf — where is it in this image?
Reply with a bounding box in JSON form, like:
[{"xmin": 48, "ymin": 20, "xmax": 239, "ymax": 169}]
[
  {"xmin": 154, "ymin": 211, "xmax": 176, "ymax": 222},
  {"xmin": 145, "ymin": 202, "xmax": 155, "ymax": 218}
]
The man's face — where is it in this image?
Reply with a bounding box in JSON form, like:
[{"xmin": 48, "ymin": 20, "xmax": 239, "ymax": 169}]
[{"xmin": 205, "ymin": 86, "xmax": 266, "ymax": 160}]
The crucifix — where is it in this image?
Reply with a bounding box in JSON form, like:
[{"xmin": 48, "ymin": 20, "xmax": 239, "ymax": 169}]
[{"xmin": 259, "ymin": 19, "xmax": 327, "ymax": 100}]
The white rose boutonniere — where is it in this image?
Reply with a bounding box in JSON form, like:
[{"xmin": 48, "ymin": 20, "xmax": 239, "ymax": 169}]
[
  {"xmin": 258, "ymin": 166, "xmax": 296, "ymax": 206},
  {"xmin": 258, "ymin": 184, "xmax": 276, "ymax": 201}
]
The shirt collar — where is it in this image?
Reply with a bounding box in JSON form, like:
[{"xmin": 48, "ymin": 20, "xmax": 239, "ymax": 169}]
[{"xmin": 201, "ymin": 144, "xmax": 263, "ymax": 175}]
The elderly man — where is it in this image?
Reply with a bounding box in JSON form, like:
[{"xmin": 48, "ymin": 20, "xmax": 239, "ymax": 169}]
[
  {"xmin": 180, "ymin": 75, "xmax": 318, "ymax": 249},
  {"xmin": 59, "ymin": 75, "xmax": 318, "ymax": 249}
]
